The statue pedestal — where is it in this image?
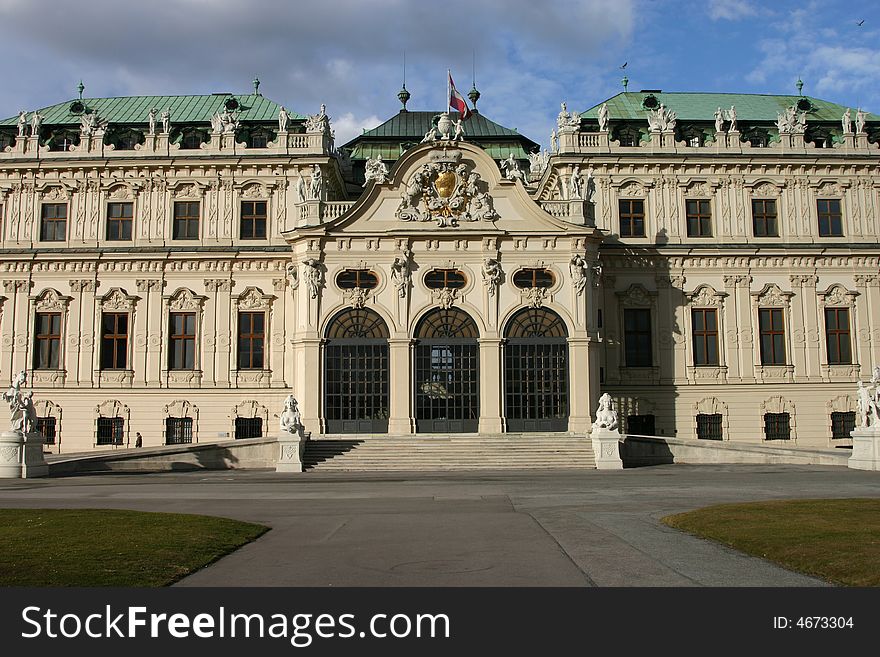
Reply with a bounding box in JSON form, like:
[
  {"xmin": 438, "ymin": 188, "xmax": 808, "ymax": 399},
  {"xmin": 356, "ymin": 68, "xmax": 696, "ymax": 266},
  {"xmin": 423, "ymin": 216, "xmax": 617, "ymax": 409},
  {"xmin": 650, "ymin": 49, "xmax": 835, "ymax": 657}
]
[
  {"xmin": 276, "ymin": 430, "xmax": 309, "ymax": 473},
  {"xmin": 591, "ymin": 427, "xmax": 623, "ymax": 470},
  {"xmin": 0, "ymin": 431, "xmax": 24, "ymax": 478},
  {"xmin": 22, "ymin": 431, "xmax": 48, "ymax": 478},
  {"xmin": 849, "ymin": 427, "xmax": 880, "ymax": 471}
]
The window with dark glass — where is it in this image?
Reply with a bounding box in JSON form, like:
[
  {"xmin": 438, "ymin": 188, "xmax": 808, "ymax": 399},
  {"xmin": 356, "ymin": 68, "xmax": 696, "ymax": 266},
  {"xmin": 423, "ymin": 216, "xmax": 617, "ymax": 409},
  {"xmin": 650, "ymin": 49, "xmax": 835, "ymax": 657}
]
[
  {"xmin": 173, "ymin": 201, "xmax": 200, "ymax": 240},
  {"xmin": 624, "ymin": 308, "xmax": 652, "ymax": 367},
  {"xmin": 424, "ymin": 269, "xmax": 467, "ymax": 289},
  {"xmin": 752, "ymin": 199, "xmax": 778, "ymax": 237},
  {"xmin": 106, "ymin": 202, "xmax": 133, "ymax": 241},
  {"xmin": 336, "ymin": 269, "xmax": 379, "ymax": 289},
  {"xmin": 696, "ymin": 413, "xmax": 723, "ymax": 440},
  {"xmin": 758, "ymin": 308, "xmax": 786, "ymax": 365},
  {"xmin": 96, "ymin": 417, "xmax": 124, "ymax": 446},
  {"xmin": 237, "ymin": 312, "xmax": 265, "ymax": 370},
  {"xmin": 817, "ymin": 199, "xmax": 843, "ymax": 237},
  {"xmin": 686, "ymin": 199, "xmax": 712, "ymax": 237},
  {"xmin": 100, "ymin": 312, "xmax": 128, "ymax": 370},
  {"xmin": 764, "ymin": 412, "xmax": 791, "ymax": 440},
  {"xmin": 831, "ymin": 411, "xmax": 855, "ymax": 440},
  {"xmin": 169, "ymin": 312, "xmax": 196, "ymax": 370},
  {"xmin": 235, "ymin": 417, "xmax": 263, "ymax": 439},
  {"xmin": 33, "ymin": 312, "xmax": 62, "ymax": 369},
  {"xmin": 36, "ymin": 417, "xmax": 57, "ymax": 445},
  {"xmin": 240, "ymin": 200, "xmax": 267, "ymax": 240},
  {"xmin": 180, "ymin": 130, "xmax": 204, "ymax": 150},
  {"xmin": 512, "ymin": 268, "xmax": 554, "ymax": 289},
  {"xmin": 619, "ymin": 199, "xmax": 645, "ymax": 237},
  {"xmin": 824, "ymin": 307, "xmax": 851, "ymax": 365},
  {"xmin": 691, "ymin": 308, "xmax": 719, "ymax": 366},
  {"xmin": 166, "ymin": 417, "xmax": 193, "ymax": 445},
  {"xmin": 626, "ymin": 414, "xmax": 655, "ymax": 435},
  {"xmin": 40, "ymin": 203, "xmax": 67, "ymax": 242}
]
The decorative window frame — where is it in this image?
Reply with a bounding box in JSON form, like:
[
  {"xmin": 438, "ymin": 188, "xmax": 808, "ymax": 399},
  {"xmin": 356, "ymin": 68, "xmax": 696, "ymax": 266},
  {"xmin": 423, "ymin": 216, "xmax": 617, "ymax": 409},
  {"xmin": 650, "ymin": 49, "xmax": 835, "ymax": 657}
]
[
  {"xmin": 230, "ymin": 400, "xmax": 270, "ymax": 438},
  {"xmin": 510, "ymin": 260, "xmax": 562, "ymax": 309},
  {"xmin": 37, "ymin": 184, "xmax": 71, "ymax": 244},
  {"xmin": 162, "ymin": 287, "xmax": 206, "ymax": 386},
  {"xmin": 746, "ymin": 180, "xmax": 784, "ymax": 240},
  {"xmin": 163, "ymin": 399, "xmax": 200, "ymax": 445},
  {"xmin": 232, "ymin": 286, "xmax": 275, "ymax": 386},
  {"xmin": 94, "ymin": 287, "xmax": 139, "ymax": 386},
  {"xmin": 681, "ymin": 179, "xmax": 717, "ymax": 238},
  {"xmin": 168, "ymin": 182, "xmax": 205, "ymax": 241},
  {"xmin": 235, "ymin": 181, "xmax": 274, "ymax": 242},
  {"xmin": 94, "ymin": 399, "xmax": 131, "ymax": 448},
  {"xmin": 685, "ymin": 284, "xmax": 728, "ymax": 378},
  {"xmin": 810, "ymin": 180, "xmax": 848, "ymax": 240},
  {"xmin": 826, "ymin": 395, "xmax": 856, "ymax": 445},
  {"xmin": 33, "ymin": 399, "xmax": 62, "ymax": 451},
  {"xmin": 751, "ymin": 283, "xmax": 794, "ymax": 380},
  {"xmin": 616, "ymin": 283, "xmax": 659, "ymax": 380},
  {"xmin": 760, "ymin": 395, "xmax": 797, "ymax": 442},
  {"xmin": 611, "ymin": 179, "xmax": 652, "ymax": 240},
  {"xmin": 29, "ymin": 287, "xmax": 72, "ymax": 384},
  {"xmin": 101, "ymin": 182, "xmax": 138, "ymax": 243},
  {"xmin": 817, "ymin": 283, "xmax": 860, "ymax": 378},
  {"xmin": 693, "ymin": 397, "xmax": 729, "ymax": 440}
]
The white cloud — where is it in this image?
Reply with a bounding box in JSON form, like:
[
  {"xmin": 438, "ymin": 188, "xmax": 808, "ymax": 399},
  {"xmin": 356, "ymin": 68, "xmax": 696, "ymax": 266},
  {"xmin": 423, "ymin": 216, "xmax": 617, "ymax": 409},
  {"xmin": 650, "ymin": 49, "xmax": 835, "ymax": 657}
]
[
  {"xmin": 707, "ymin": 0, "xmax": 758, "ymax": 21},
  {"xmin": 332, "ymin": 112, "xmax": 383, "ymax": 146}
]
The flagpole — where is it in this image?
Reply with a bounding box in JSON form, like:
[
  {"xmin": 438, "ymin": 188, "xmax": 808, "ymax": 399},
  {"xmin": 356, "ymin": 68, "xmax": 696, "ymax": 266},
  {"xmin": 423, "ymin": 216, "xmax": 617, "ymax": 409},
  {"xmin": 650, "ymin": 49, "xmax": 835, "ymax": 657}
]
[{"xmin": 447, "ymin": 69, "xmax": 451, "ymax": 115}]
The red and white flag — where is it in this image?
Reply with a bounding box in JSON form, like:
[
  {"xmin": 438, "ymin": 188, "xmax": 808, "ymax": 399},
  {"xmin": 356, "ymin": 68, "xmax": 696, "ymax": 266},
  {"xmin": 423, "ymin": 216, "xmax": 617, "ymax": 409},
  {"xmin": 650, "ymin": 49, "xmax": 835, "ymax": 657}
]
[{"xmin": 448, "ymin": 72, "xmax": 472, "ymax": 120}]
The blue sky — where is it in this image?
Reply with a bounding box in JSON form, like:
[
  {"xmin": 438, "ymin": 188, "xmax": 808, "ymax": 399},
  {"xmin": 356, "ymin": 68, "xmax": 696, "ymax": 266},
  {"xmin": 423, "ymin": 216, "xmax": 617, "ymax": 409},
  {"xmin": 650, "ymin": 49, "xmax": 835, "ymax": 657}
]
[{"xmin": 0, "ymin": 0, "xmax": 876, "ymax": 147}]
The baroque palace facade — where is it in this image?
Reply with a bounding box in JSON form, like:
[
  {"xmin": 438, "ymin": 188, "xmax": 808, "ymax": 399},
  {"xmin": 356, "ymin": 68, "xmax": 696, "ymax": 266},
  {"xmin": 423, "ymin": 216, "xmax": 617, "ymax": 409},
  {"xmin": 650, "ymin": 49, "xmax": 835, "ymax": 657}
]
[{"xmin": 0, "ymin": 83, "xmax": 878, "ymax": 453}]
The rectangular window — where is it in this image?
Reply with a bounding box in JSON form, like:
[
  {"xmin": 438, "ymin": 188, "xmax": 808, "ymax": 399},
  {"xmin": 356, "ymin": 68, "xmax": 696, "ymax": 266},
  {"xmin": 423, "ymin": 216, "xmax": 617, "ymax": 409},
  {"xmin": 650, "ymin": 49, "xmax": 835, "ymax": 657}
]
[
  {"xmin": 235, "ymin": 417, "xmax": 263, "ymax": 440},
  {"xmin": 237, "ymin": 311, "xmax": 265, "ymax": 370},
  {"xmin": 106, "ymin": 202, "xmax": 133, "ymax": 241},
  {"xmin": 752, "ymin": 199, "xmax": 778, "ymax": 237},
  {"xmin": 96, "ymin": 417, "xmax": 124, "ymax": 446},
  {"xmin": 626, "ymin": 414, "xmax": 655, "ymax": 436},
  {"xmin": 764, "ymin": 412, "xmax": 791, "ymax": 440},
  {"xmin": 831, "ymin": 411, "xmax": 855, "ymax": 440},
  {"xmin": 40, "ymin": 203, "xmax": 67, "ymax": 242},
  {"xmin": 624, "ymin": 308, "xmax": 652, "ymax": 367},
  {"xmin": 33, "ymin": 312, "xmax": 62, "ymax": 369},
  {"xmin": 696, "ymin": 413, "xmax": 723, "ymax": 440},
  {"xmin": 824, "ymin": 307, "xmax": 852, "ymax": 365},
  {"xmin": 691, "ymin": 308, "xmax": 719, "ymax": 366},
  {"xmin": 240, "ymin": 200, "xmax": 267, "ymax": 240},
  {"xmin": 817, "ymin": 199, "xmax": 843, "ymax": 237},
  {"xmin": 169, "ymin": 312, "xmax": 196, "ymax": 370},
  {"xmin": 619, "ymin": 199, "xmax": 645, "ymax": 237},
  {"xmin": 686, "ymin": 199, "xmax": 712, "ymax": 237},
  {"xmin": 36, "ymin": 416, "xmax": 57, "ymax": 445},
  {"xmin": 758, "ymin": 308, "xmax": 786, "ymax": 365},
  {"xmin": 165, "ymin": 417, "xmax": 194, "ymax": 445},
  {"xmin": 100, "ymin": 312, "xmax": 129, "ymax": 370},
  {"xmin": 172, "ymin": 201, "xmax": 200, "ymax": 240}
]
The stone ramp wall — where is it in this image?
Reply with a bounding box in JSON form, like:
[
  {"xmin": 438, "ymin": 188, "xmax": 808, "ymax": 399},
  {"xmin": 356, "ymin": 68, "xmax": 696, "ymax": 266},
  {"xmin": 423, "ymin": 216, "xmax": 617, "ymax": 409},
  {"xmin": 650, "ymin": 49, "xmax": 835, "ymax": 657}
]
[{"xmin": 621, "ymin": 435, "xmax": 849, "ymax": 467}]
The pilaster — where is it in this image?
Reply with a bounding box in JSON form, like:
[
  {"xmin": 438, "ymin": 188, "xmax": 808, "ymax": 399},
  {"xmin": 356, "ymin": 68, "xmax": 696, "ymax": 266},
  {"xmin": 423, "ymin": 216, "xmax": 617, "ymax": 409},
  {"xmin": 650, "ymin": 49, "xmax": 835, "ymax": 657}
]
[
  {"xmin": 388, "ymin": 338, "xmax": 414, "ymax": 434},
  {"xmin": 478, "ymin": 338, "xmax": 503, "ymax": 433},
  {"xmin": 568, "ymin": 337, "xmax": 594, "ymax": 434}
]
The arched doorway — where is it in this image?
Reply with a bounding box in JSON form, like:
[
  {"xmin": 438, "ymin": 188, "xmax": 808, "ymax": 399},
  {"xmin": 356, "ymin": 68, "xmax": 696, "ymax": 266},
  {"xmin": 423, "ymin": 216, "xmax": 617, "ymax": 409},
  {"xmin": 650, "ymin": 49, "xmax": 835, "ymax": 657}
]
[
  {"xmin": 414, "ymin": 308, "xmax": 479, "ymax": 433},
  {"xmin": 324, "ymin": 308, "xmax": 390, "ymax": 433},
  {"xmin": 504, "ymin": 307, "xmax": 569, "ymax": 432}
]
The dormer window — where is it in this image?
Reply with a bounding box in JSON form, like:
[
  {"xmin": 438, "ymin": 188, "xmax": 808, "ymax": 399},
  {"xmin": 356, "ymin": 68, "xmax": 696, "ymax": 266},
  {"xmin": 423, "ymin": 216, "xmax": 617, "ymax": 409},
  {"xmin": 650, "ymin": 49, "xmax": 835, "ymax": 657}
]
[
  {"xmin": 336, "ymin": 269, "xmax": 379, "ymax": 290},
  {"xmin": 513, "ymin": 268, "xmax": 554, "ymax": 289},
  {"xmin": 424, "ymin": 269, "xmax": 466, "ymax": 290}
]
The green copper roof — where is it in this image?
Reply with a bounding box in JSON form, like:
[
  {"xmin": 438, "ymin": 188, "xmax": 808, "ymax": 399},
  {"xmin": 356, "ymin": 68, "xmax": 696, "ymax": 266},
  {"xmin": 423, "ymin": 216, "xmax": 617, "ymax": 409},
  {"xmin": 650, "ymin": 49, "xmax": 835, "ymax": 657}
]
[
  {"xmin": 0, "ymin": 94, "xmax": 305, "ymax": 127},
  {"xmin": 581, "ymin": 92, "xmax": 879, "ymax": 123},
  {"xmin": 343, "ymin": 110, "xmax": 539, "ymax": 161}
]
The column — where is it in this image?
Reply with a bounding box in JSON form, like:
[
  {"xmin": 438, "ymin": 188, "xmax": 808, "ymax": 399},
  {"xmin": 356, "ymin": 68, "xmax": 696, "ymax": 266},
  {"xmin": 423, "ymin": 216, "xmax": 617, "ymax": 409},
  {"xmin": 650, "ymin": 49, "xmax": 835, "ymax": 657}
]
[
  {"xmin": 567, "ymin": 337, "xmax": 594, "ymax": 434},
  {"xmin": 387, "ymin": 338, "xmax": 413, "ymax": 434},
  {"xmin": 478, "ymin": 338, "xmax": 503, "ymax": 434},
  {"xmin": 293, "ymin": 338, "xmax": 322, "ymax": 433}
]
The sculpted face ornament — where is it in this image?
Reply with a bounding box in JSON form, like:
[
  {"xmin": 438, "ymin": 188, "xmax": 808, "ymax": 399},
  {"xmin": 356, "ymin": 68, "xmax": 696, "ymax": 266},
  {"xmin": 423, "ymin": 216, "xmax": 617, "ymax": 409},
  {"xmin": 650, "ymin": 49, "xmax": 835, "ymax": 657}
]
[{"xmin": 396, "ymin": 152, "xmax": 499, "ymax": 228}]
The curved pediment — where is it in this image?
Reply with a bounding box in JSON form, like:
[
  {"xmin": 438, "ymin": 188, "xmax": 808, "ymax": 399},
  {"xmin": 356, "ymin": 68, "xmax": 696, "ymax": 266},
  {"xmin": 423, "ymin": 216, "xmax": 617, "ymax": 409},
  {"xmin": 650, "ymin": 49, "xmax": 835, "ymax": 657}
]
[{"xmin": 297, "ymin": 141, "xmax": 592, "ymax": 237}]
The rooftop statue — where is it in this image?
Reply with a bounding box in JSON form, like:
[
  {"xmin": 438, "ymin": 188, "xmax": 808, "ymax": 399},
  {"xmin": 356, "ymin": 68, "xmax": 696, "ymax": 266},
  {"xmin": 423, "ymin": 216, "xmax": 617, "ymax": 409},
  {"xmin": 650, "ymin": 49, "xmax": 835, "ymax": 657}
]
[{"xmin": 598, "ymin": 103, "xmax": 609, "ymax": 132}]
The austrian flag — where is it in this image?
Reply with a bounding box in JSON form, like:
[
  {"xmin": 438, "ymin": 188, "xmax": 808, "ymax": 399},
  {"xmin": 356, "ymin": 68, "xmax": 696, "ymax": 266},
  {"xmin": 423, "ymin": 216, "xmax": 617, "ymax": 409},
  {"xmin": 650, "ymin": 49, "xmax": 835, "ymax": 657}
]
[{"xmin": 448, "ymin": 72, "xmax": 472, "ymax": 120}]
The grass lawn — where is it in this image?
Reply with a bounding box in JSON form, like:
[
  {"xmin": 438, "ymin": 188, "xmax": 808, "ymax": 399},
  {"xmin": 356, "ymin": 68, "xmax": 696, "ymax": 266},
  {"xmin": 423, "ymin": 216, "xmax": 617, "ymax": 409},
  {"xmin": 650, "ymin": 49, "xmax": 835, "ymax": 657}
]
[
  {"xmin": 0, "ymin": 509, "xmax": 268, "ymax": 587},
  {"xmin": 662, "ymin": 498, "xmax": 880, "ymax": 586}
]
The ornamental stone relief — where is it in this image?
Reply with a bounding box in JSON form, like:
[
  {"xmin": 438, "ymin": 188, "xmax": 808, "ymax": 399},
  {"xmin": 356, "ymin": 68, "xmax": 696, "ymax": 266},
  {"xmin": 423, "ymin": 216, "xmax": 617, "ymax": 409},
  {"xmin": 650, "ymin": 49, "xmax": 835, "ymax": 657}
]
[
  {"xmin": 168, "ymin": 288, "xmax": 203, "ymax": 311},
  {"xmin": 752, "ymin": 182, "xmax": 780, "ymax": 197},
  {"xmin": 100, "ymin": 288, "xmax": 137, "ymax": 312},
  {"xmin": 396, "ymin": 150, "xmax": 498, "ymax": 227},
  {"xmin": 172, "ymin": 183, "xmax": 201, "ymax": 199},
  {"xmin": 240, "ymin": 182, "xmax": 267, "ymax": 199},
  {"xmin": 751, "ymin": 283, "xmax": 793, "ymax": 308},
  {"xmin": 237, "ymin": 287, "xmax": 272, "ymax": 311},
  {"xmin": 34, "ymin": 288, "xmax": 69, "ymax": 311},
  {"xmin": 40, "ymin": 186, "xmax": 67, "ymax": 202},
  {"xmin": 819, "ymin": 284, "xmax": 858, "ymax": 307},
  {"xmin": 686, "ymin": 181, "xmax": 712, "ymax": 197},
  {"xmin": 617, "ymin": 181, "xmax": 645, "ymax": 197},
  {"xmin": 107, "ymin": 184, "xmax": 134, "ymax": 200},
  {"xmin": 687, "ymin": 284, "xmax": 726, "ymax": 307}
]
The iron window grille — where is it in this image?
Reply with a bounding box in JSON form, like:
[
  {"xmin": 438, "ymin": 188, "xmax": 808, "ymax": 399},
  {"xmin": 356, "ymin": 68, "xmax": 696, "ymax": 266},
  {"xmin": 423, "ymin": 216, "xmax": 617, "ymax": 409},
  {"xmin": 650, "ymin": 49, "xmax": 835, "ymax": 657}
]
[
  {"xmin": 627, "ymin": 414, "xmax": 656, "ymax": 436},
  {"xmin": 36, "ymin": 416, "xmax": 57, "ymax": 445},
  {"xmin": 100, "ymin": 312, "xmax": 129, "ymax": 370},
  {"xmin": 831, "ymin": 411, "xmax": 855, "ymax": 440},
  {"xmin": 619, "ymin": 199, "xmax": 645, "ymax": 237},
  {"xmin": 752, "ymin": 199, "xmax": 778, "ymax": 237},
  {"xmin": 40, "ymin": 203, "xmax": 67, "ymax": 242},
  {"xmin": 824, "ymin": 307, "xmax": 852, "ymax": 365},
  {"xmin": 166, "ymin": 417, "xmax": 194, "ymax": 445},
  {"xmin": 234, "ymin": 417, "xmax": 263, "ymax": 440},
  {"xmin": 33, "ymin": 312, "xmax": 62, "ymax": 369},
  {"xmin": 764, "ymin": 412, "xmax": 791, "ymax": 440},
  {"xmin": 97, "ymin": 417, "xmax": 124, "ymax": 446},
  {"xmin": 240, "ymin": 201, "xmax": 267, "ymax": 240},
  {"xmin": 817, "ymin": 199, "xmax": 843, "ymax": 237},
  {"xmin": 696, "ymin": 413, "xmax": 723, "ymax": 440}
]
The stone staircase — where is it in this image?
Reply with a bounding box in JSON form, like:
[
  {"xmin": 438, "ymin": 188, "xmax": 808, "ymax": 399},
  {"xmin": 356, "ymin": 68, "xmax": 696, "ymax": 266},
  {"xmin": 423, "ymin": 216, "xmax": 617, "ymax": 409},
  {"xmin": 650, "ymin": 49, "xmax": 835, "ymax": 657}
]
[{"xmin": 303, "ymin": 433, "xmax": 596, "ymax": 471}]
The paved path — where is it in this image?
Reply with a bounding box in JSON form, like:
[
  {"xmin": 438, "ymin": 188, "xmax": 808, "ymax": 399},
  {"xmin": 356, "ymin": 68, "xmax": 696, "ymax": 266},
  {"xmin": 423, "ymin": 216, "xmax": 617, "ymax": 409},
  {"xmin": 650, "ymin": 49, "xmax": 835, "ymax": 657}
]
[{"xmin": 1, "ymin": 464, "xmax": 878, "ymax": 586}]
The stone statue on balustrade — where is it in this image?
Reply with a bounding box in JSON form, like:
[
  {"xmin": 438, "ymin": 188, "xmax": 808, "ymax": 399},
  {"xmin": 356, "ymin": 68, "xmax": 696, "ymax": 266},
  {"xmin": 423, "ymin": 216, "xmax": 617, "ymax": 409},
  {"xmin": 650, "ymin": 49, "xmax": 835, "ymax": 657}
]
[
  {"xmin": 598, "ymin": 103, "xmax": 609, "ymax": 132},
  {"xmin": 279, "ymin": 395, "xmax": 304, "ymax": 438},
  {"xmin": 147, "ymin": 108, "xmax": 157, "ymax": 136},
  {"xmin": 363, "ymin": 157, "xmax": 389, "ymax": 187},
  {"xmin": 856, "ymin": 108, "xmax": 867, "ymax": 134},
  {"xmin": 856, "ymin": 380, "xmax": 880, "ymax": 429},
  {"xmin": 278, "ymin": 106, "xmax": 290, "ymax": 133},
  {"xmin": 17, "ymin": 111, "xmax": 27, "ymax": 137},
  {"xmin": 161, "ymin": 109, "xmax": 171, "ymax": 134},
  {"xmin": 714, "ymin": 107, "xmax": 724, "ymax": 133},
  {"xmin": 592, "ymin": 393, "xmax": 619, "ymax": 433},
  {"xmin": 500, "ymin": 153, "xmax": 524, "ymax": 182},
  {"xmin": 30, "ymin": 112, "xmax": 43, "ymax": 136},
  {"xmin": 2, "ymin": 370, "xmax": 37, "ymax": 435},
  {"xmin": 590, "ymin": 392, "xmax": 624, "ymax": 468}
]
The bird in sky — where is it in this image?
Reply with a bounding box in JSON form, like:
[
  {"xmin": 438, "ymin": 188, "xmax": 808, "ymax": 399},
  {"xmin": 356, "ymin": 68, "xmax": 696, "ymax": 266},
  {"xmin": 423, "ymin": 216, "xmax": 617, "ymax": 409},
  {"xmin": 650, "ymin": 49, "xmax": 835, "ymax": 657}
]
[
  {"xmin": 620, "ymin": 62, "xmax": 627, "ymax": 69},
  {"xmin": 857, "ymin": 19, "xmax": 865, "ymax": 26}
]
